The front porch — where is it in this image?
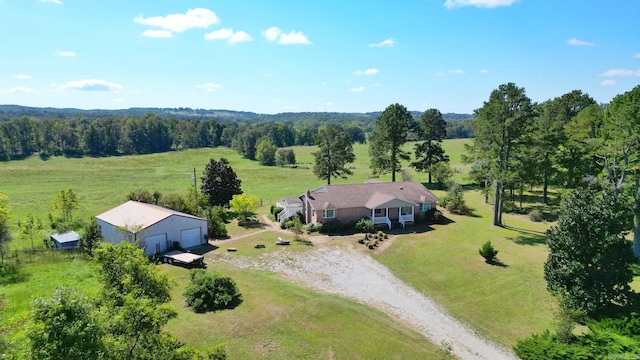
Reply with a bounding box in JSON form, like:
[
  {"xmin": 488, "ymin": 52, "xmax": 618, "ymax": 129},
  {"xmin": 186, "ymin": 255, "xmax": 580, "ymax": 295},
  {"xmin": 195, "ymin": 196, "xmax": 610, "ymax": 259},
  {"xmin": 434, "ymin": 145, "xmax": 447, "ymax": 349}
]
[{"xmin": 369, "ymin": 204, "xmax": 415, "ymax": 229}]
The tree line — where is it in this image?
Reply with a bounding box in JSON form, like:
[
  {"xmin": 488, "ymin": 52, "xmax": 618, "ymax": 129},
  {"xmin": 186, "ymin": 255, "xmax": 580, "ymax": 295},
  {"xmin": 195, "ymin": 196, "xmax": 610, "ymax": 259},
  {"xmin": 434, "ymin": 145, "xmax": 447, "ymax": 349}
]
[{"xmin": 0, "ymin": 110, "xmax": 474, "ymax": 162}]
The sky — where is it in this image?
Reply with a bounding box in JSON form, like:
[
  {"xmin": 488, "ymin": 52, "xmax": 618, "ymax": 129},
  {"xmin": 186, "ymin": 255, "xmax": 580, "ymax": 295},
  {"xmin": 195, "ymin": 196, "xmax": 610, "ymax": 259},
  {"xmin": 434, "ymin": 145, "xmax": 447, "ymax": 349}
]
[{"xmin": 0, "ymin": 0, "xmax": 639, "ymax": 114}]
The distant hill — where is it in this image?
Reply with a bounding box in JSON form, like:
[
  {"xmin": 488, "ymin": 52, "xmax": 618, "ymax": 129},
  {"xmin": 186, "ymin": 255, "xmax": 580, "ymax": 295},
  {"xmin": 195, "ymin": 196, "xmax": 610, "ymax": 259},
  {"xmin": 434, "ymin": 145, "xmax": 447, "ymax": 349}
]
[{"xmin": 0, "ymin": 105, "xmax": 473, "ymax": 123}]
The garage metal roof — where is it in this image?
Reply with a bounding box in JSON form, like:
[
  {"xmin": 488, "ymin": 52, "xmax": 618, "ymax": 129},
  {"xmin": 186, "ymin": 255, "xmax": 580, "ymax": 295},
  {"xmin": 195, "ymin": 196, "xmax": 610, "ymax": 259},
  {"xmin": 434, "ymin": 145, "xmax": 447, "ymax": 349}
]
[{"xmin": 96, "ymin": 200, "xmax": 205, "ymax": 233}]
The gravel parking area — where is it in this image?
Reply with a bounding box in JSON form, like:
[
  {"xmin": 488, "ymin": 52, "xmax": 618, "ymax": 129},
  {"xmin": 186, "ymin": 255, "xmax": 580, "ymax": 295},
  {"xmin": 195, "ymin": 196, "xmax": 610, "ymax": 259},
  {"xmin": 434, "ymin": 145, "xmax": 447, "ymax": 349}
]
[{"xmin": 220, "ymin": 245, "xmax": 518, "ymax": 360}]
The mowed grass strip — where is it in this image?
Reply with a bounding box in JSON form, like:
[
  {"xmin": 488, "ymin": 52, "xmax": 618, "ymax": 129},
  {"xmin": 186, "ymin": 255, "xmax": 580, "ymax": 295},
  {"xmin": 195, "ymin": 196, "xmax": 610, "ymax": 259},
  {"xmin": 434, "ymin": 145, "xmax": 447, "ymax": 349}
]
[
  {"xmin": 161, "ymin": 262, "xmax": 442, "ymax": 360},
  {"xmin": 376, "ymin": 190, "xmax": 555, "ymax": 347}
]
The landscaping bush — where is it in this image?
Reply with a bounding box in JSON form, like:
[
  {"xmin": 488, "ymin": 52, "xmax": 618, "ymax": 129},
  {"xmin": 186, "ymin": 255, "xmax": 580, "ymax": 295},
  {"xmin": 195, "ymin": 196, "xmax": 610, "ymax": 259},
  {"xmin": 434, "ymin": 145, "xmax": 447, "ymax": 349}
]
[
  {"xmin": 354, "ymin": 218, "xmax": 375, "ymax": 234},
  {"xmin": 270, "ymin": 205, "xmax": 284, "ymax": 216},
  {"xmin": 502, "ymin": 201, "xmax": 518, "ymax": 214},
  {"xmin": 441, "ymin": 182, "xmax": 471, "ymax": 215},
  {"xmin": 319, "ymin": 220, "xmax": 344, "ymax": 234},
  {"xmin": 479, "ymin": 241, "xmax": 499, "ymax": 263},
  {"xmin": 528, "ymin": 210, "xmax": 543, "ymax": 222},
  {"xmin": 183, "ymin": 270, "xmax": 241, "ymax": 313},
  {"xmin": 304, "ymin": 223, "xmax": 322, "ymax": 233}
]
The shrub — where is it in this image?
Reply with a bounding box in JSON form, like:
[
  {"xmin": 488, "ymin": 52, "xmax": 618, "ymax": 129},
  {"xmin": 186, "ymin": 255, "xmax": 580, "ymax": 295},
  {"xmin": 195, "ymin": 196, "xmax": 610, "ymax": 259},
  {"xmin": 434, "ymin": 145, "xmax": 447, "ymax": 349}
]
[
  {"xmin": 354, "ymin": 218, "xmax": 375, "ymax": 234},
  {"xmin": 184, "ymin": 270, "xmax": 241, "ymax": 313},
  {"xmin": 270, "ymin": 205, "xmax": 284, "ymax": 216},
  {"xmin": 479, "ymin": 241, "xmax": 499, "ymax": 263},
  {"xmin": 502, "ymin": 201, "xmax": 518, "ymax": 214},
  {"xmin": 319, "ymin": 220, "xmax": 343, "ymax": 234},
  {"xmin": 304, "ymin": 223, "xmax": 322, "ymax": 233},
  {"xmin": 528, "ymin": 210, "xmax": 543, "ymax": 222},
  {"xmin": 442, "ymin": 182, "xmax": 471, "ymax": 215}
]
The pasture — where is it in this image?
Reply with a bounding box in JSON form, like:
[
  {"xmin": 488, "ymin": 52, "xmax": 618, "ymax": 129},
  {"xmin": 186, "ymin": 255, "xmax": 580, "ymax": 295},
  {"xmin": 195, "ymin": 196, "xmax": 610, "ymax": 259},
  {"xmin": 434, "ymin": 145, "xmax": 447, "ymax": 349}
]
[{"xmin": 0, "ymin": 137, "xmax": 563, "ymax": 357}]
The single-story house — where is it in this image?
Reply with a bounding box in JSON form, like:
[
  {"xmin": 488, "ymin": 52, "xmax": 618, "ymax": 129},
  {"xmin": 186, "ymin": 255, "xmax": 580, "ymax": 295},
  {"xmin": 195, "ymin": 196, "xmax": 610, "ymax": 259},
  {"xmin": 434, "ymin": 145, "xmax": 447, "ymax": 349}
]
[
  {"xmin": 95, "ymin": 200, "xmax": 208, "ymax": 256},
  {"xmin": 277, "ymin": 180, "xmax": 439, "ymax": 229},
  {"xmin": 50, "ymin": 230, "xmax": 80, "ymax": 249}
]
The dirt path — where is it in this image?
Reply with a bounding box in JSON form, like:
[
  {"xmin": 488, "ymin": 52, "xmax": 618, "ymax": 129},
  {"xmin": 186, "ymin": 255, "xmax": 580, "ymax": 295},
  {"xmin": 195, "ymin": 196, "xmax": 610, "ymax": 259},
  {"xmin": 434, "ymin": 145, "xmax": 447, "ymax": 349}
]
[{"xmin": 221, "ymin": 245, "xmax": 518, "ymax": 360}]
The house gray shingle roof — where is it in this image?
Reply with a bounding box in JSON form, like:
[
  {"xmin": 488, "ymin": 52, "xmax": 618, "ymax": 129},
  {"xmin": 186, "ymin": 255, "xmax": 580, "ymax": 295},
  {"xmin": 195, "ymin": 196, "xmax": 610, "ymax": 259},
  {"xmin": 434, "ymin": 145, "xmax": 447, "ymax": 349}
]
[{"xmin": 304, "ymin": 181, "xmax": 439, "ymax": 210}]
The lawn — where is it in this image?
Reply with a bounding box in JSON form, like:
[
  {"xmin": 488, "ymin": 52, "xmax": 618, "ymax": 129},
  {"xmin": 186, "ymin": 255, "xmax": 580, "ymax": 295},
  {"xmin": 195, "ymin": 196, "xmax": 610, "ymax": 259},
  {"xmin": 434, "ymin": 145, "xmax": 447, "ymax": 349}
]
[
  {"xmin": 376, "ymin": 190, "xmax": 556, "ymax": 347},
  {"xmin": 162, "ymin": 262, "xmax": 442, "ymax": 359},
  {"xmin": 1, "ymin": 137, "xmax": 560, "ymax": 355}
]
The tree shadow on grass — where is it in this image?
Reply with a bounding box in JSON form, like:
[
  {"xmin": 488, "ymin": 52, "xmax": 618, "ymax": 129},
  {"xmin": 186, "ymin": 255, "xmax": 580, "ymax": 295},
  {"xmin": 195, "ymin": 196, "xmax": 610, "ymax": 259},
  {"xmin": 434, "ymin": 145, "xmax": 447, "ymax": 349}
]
[
  {"xmin": 294, "ymin": 238, "xmax": 314, "ymax": 246},
  {"xmin": 0, "ymin": 263, "xmax": 30, "ymax": 285},
  {"xmin": 486, "ymin": 259, "xmax": 509, "ymax": 268},
  {"xmin": 503, "ymin": 225, "xmax": 548, "ymax": 246},
  {"xmin": 237, "ymin": 219, "xmax": 267, "ymax": 229}
]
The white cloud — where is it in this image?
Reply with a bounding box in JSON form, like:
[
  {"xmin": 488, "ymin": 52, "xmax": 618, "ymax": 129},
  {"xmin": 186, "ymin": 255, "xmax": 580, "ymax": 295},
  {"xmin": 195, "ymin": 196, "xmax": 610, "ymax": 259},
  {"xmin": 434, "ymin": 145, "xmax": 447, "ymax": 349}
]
[
  {"xmin": 204, "ymin": 28, "xmax": 252, "ymax": 43},
  {"xmin": 263, "ymin": 73, "xmax": 273, "ymax": 77},
  {"xmin": 39, "ymin": 0, "xmax": 63, "ymax": 4},
  {"xmin": 113, "ymin": 98, "xmax": 126, "ymax": 103},
  {"xmin": 324, "ymin": 102, "xmax": 334, "ymax": 107},
  {"xmin": 369, "ymin": 38, "xmax": 395, "ymax": 47},
  {"xmin": 142, "ymin": 29, "xmax": 173, "ymax": 38},
  {"xmin": 350, "ymin": 86, "xmax": 365, "ymax": 92},
  {"xmin": 13, "ymin": 74, "xmax": 32, "ymax": 79},
  {"xmin": 567, "ymin": 38, "xmax": 595, "ymax": 46},
  {"xmin": 599, "ymin": 68, "xmax": 640, "ymax": 77},
  {"xmin": 371, "ymin": 83, "xmax": 381, "ymax": 87},
  {"xmin": 55, "ymin": 50, "xmax": 76, "ymax": 57},
  {"xmin": 444, "ymin": 0, "xmax": 516, "ymax": 9},
  {"xmin": 262, "ymin": 27, "xmax": 311, "ymax": 44},
  {"xmin": 61, "ymin": 79, "xmax": 124, "ymax": 92},
  {"xmin": 435, "ymin": 72, "xmax": 445, "ymax": 77},
  {"xmin": 354, "ymin": 68, "xmax": 379, "ymax": 76},
  {"xmin": 634, "ymin": 53, "xmax": 640, "ymax": 59},
  {"xmin": 479, "ymin": 69, "xmax": 489, "ymax": 73},
  {"xmin": 262, "ymin": 27, "xmax": 282, "ymax": 41},
  {"xmin": 8, "ymin": 86, "xmax": 33, "ymax": 93},
  {"xmin": 449, "ymin": 69, "xmax": 465, "ymax": 74},
  {"xmin": 134, "ymin": 8, "xmax": 219, "ymax": 33},
  {"xmin": 321, "ymin": 81, "xmax": 328, "ymax": 86},
  {"xmin": 196, "ymin": 82, "xmax": 223, "ymax": 91},
  {"xmin": 600, "ymin": 80, "xmax": 617, "ymax": 86}
]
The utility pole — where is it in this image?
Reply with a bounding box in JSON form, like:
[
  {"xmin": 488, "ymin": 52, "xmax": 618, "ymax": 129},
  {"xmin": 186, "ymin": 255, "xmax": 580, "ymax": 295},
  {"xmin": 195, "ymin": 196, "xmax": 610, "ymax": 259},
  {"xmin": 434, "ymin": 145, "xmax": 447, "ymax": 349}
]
[{"xmin": 192, "ymin": 168, "xmax": 198, "ymax": 207}]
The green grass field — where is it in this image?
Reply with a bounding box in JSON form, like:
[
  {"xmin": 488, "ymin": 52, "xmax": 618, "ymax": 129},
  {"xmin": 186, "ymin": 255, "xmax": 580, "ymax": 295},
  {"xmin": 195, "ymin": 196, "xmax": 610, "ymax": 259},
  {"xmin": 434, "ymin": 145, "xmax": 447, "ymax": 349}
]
[{"xmin": 0, "ymin": 137, "xmax": 562, "ymax": 356}]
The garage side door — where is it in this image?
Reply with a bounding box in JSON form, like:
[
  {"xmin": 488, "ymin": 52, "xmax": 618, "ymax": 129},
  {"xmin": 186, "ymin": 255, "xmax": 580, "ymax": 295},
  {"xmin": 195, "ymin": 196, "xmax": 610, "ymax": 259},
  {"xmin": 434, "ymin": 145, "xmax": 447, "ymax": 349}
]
[
  {"xmin": 144, "ymin": 233, "xmax": 167, "ymax": 255},
  {"xmin": 180, "ymin": 227, "xmax": 202, "ymax": 249}
]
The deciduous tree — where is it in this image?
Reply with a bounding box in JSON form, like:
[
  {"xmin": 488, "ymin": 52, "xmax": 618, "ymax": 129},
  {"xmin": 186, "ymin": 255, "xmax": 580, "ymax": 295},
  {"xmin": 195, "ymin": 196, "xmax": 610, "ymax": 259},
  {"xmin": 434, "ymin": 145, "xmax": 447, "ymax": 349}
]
[
  {"xmin": 28, "ymin": 287, "xmax": 104, "ymax": 360},
  {"xmin": 312, "ymin": 124, "xmax": 355, "ymax": 184},
  {"xmin": 201, "ymin": 158, "xmax": 242, "ymax": 207},
  {"xmin": 544, "ymin": 189, "xmax": 635, "ymax": 315},
  {"xmin": 369, "ymin": 103, "xmax": 415, "ymax": 182},
  {"xmin": 94, "ymin": 242, "xmax": 171, "ymax": 304},
  {"xmin": 256, "ymin": 137, "xmax": 277, "ymax": 166},
  {"xmin": 229, "ymin": 194, "xmax": 259, "ymax": 221},
  {"xmin": 18, "ymin": 214, "xmax": 44, "ymax": 249},
  {"xmin": 49, "ymin": 189, "xmax": 80, "ymax": 230},
  {"xmin": 0, "ymin": 193, "xmax": 11, "ymax": 265}
]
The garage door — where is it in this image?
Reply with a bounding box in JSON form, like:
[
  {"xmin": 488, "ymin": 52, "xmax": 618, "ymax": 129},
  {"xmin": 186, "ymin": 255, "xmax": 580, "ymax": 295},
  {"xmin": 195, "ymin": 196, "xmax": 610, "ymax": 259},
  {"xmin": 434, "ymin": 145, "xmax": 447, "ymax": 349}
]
[
  {"xmin": 144, "ymin": 233, "xmax": 167, "ymax": 255},
  {"xmin": 180, "ymin": 227, "xmax": 202, "ymax": 249}
]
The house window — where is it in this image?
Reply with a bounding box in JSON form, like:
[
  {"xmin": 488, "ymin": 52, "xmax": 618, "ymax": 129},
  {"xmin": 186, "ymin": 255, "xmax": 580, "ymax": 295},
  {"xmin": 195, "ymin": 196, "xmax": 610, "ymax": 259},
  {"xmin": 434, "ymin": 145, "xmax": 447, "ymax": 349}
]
[
  {"xmin": 373, "ymin": 208, "xmax": 385, "ymax": 217},
  {"xmin": 323, "ymin": 209, "xmax": 336, "ymax": 218},
  {"xmin": 420, "ymin": 203, "xmax": 432, "ymax": 211},
  {"xmin": 401, "ymin": 206, "xmax": 413, "ymax": 216}
]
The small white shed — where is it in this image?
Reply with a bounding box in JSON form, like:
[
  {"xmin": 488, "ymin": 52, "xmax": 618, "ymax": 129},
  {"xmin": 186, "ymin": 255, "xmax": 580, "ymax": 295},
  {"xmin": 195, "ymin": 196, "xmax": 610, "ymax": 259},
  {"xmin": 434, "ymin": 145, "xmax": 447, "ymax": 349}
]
[{"xmin": 95, "ymin": 201, "xmax": 208, "ymax": 256}]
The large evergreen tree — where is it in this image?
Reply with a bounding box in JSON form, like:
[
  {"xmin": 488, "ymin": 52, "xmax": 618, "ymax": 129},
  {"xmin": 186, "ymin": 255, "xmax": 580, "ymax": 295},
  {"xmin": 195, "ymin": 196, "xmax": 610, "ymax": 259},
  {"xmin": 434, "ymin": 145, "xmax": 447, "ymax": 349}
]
[
  {"xmin": 412, "ymin": 108, "xmax": 449, "ymax": 183},
  {"xmin": 312, "ymin": 124, "xmax": 355, "ymax": 185},
  {"xmin": 369, "ymin": 103, "xmax": 415, "ymax": 182},
  {"xmin": 468, "ymin": 83, "xmax": 534, "ymax": 226},
  {"xmin": 201, "ymin": 158, "xmax": 242, "ymax": 207},
  {"xmin": 600, "ymin": 85, "xmax": 640, "ymax": 258},
  {"xmin": 544, "ymin": 189, "xmax": 635, "ymax": 315},
  {"xmin": 532, "ymin": 90, "xmax": 595, "ymax": 203}
]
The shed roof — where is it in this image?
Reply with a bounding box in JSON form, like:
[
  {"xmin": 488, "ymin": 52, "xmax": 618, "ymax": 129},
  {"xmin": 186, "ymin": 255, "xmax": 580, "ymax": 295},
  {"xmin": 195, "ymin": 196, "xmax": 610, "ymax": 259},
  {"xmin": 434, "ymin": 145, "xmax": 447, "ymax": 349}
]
[
  {"xmin": 50, "ymin": 230, "xmax": 80, "ymax": 244},
  {"xmin": 95, "ymin": 200, "xmax": 205, "ymax": 233},
  {"xmin": 304, "ymin": 181, "xmax": 438, "ymax": 210}
]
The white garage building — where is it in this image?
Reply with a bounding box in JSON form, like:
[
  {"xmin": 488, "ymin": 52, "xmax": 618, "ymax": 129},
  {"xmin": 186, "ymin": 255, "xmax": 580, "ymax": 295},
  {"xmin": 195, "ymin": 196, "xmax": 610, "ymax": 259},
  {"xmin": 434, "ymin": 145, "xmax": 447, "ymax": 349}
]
[{"xmin": 95, "ymin": 200, "xmax": 208, "ymax": 256}]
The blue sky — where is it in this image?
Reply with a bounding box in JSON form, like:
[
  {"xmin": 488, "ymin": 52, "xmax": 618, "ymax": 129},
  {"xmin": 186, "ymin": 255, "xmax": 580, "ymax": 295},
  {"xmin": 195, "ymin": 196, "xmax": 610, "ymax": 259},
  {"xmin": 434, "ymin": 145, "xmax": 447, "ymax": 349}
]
[{"xmin": 1, "ymin": 0, "xmax": 638, "ymax": 114}]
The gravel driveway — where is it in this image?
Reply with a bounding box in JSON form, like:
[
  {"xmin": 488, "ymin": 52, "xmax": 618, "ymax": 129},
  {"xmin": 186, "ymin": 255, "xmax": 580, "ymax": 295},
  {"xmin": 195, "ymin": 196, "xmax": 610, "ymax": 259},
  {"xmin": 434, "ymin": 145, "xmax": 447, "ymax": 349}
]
[{"xmin": 222, "ymin": 245, "xmax": 518, "ymax": 360}]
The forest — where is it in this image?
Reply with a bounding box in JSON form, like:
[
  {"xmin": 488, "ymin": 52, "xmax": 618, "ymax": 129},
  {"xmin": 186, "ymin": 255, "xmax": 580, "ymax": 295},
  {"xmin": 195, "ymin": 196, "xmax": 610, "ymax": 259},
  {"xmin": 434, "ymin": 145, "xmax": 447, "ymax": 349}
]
[{"xmin": 0, "ymin": 107, "xmax": 473, "ymax": 162}]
